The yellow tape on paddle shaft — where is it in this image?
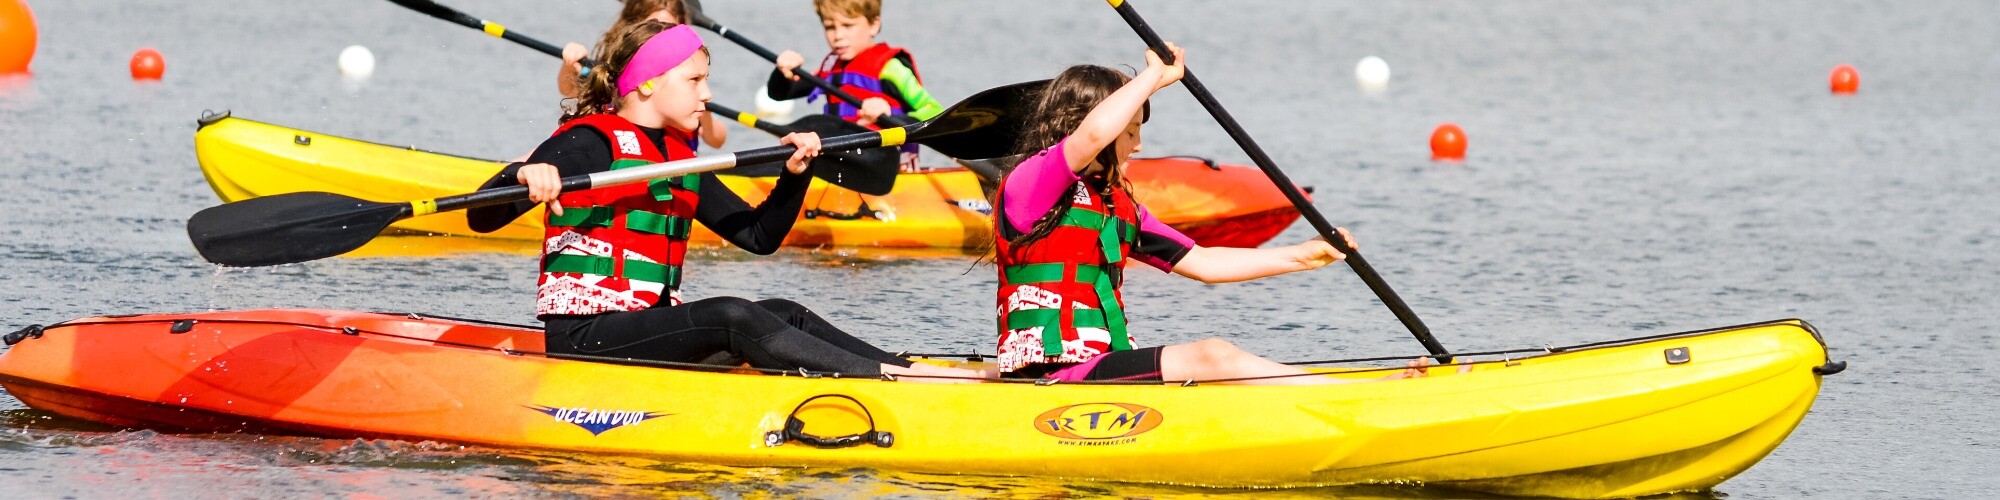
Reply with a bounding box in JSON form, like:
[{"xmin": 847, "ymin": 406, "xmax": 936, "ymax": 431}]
[
  {"xmin": 878, "ymin": 127, "xmax": 907, "ymax": 147},
  {"xmin": 411, "ymin": 199, "xmax": 439, "ymax": 216},
  {"xmin": 483, "ymin": 22, "xmax": 506, "ymax": 38},
  {"xmin": 736, "ymin": 113, "xmax": 758, "ymax": 128},
  {"xmin": 1106, "ymin": 0, "xmax": 1124, "ymax": 6}
]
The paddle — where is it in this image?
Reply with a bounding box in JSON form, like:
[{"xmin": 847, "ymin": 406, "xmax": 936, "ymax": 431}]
[
  {"xmin": 1102, "ymin": 0, "xmax": 1451, "ymax": 360},
  {"xmin": 187, "ymin": 80, "xmax": 1046, "ymax": 268},
  {"xmin": 679, "ymin": 0, "xmax": 915, "ymax": 129},
  {"xmin": 704, "ymin": 102, "xmax": 899, "ymax": 192},
  {"xmin": 382, "ymin": 0, "xmax": 901, "ymax": 194},
  {"xmin": 384, "ymin": 0, "xmax": 569, "ymax": 63}
]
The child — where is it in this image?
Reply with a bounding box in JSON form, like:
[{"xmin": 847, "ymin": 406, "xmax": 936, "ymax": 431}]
[
  {"xmin": 993, "ymin": 44, "xmax": 1435, "ymax": 385},
  {"xmin": 558, "ymin": 0, "xmax": 725, "ymax": 149},
  {"xmin": 768, "ymin": 0, "xmax": 943, "ymax": 172},
  {"xmin": 470, "ymin": 21, "xmax": 979, "ymax": 383}
]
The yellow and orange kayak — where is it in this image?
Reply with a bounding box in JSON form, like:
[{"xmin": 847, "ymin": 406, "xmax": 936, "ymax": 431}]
[
  {"xmin": 0, "ymin": 309, "xmax": 1840, "ymax": 497},
  {"xmin": 193, "ymin": 113, "xmax": 1304, "ymax": 250}
]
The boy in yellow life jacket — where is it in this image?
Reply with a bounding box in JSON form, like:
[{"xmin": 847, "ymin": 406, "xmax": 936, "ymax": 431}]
[{"xmin": 768, "ymin": 0, "xmax": 945, "ymax": 172}]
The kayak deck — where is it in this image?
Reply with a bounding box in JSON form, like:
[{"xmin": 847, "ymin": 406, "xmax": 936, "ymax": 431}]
[
  {"xmin": 193, "ymin": 113, "xmax": 1304, "ymax": 250},
  {"xmin": 0, "ymin": 309, "xmax": 1838, "ymax": 498}
]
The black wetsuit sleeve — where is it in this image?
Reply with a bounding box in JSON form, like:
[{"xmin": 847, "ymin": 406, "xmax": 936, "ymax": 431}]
[
  {"xmin": 695, "ymin": 168, "xmax": 813, "ymax": 255},
  {"xmin": 1134, "ymin": 231, "xmax": 1193, "ymax": 270},
  {"xmin": 466, "ymin": 129, "xmax": 611, "ymax": 233},
  {"xmin": 766, "ymin": 68, "xmax": 819, "ymax": 101}
]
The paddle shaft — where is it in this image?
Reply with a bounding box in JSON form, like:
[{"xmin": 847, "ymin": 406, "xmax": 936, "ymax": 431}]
[
  {"xmin": 1107, "ymin": 0, "xmax": 1450, "ymax": 360},
  {"xmin": 390, "ymin": 0, "xmax": 580, "ymax": 65},
  {"xmin": 696, "ymin": 22, "xmax": 915, "ymax": 128},
  {"xmin": 427, "ymin": 131, "xmax": 892, "ymax": 214},
  {"xmin": 390, "ymin": 0, "xmax": 901, "ymax": 190},
  {"xmin": 705, "ymin": 102, "xmax": 793, "ymax": 137},
  {"xmin": 705, "ymin": 102, "xmax": 877, "ymax": 166}
]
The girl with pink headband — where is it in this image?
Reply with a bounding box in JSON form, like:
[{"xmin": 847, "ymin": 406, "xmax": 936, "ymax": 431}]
[
  {"xmin": 470, "ymin": 21, "xmax": 984, "ymax": 382},
  {"xmin": 556, "ymin": 0, "xmax": 726, "ymax": 150}
]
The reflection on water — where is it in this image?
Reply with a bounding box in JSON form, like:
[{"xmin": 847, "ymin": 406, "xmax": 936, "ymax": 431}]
[{"xmin": 13, "ymin": 407, "xmax": 1712, "ymax": 499}]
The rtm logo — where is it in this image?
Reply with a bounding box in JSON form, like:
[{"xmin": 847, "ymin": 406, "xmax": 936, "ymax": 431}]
[
  {"xmin": 1034, "ymin": 403, "xmax": 1163, "ymax": 441},
  {"xmin": 527, "ymin": 405, "xmax": 669, "ymax": 436}
]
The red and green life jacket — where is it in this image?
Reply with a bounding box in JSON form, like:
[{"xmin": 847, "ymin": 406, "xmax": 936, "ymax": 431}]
[
  {"xmin": 536, "ymin": 114, "xmax": 702, "ymax": 317},
  {"xmin": 811, "ymin": 43, "xmax": 921, "ymax": 156},
  {"xmin": 993, "ymin": 181, "xmax": 1143, "ymax": 373}
]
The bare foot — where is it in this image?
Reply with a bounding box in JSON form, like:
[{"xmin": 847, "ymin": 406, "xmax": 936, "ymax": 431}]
[{"xmin": 1382, "ymin": 357, "xmax": 1433, "ymax": 380}]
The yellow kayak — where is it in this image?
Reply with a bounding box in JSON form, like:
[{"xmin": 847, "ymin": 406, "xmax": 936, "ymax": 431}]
[
  {"xmin": 193, "ymin": 112, "xmax": 1305, "ymax": 250},
  {"xmin": 0, "ymin": 308, "xmax": 1840, "ymax": 498}
]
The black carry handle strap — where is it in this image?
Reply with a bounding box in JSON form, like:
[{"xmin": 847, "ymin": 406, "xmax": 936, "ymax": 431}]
[{"xmin": 764, "ymin": 394, "xmax": 894, "ymax": 449}]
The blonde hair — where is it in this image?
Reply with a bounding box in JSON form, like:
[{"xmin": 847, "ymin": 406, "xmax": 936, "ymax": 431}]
[{"xmin": 814, "ymin": 0, "xmax": 880, "ymax": 21}]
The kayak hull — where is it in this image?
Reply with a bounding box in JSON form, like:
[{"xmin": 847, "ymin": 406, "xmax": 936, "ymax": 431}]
[
  {"xmin": 193, "ymin": 114, "xmax": 1304, "ymax": 250},
  {"xmin": 0, "ymin": 309, "xmax": 1836, "ymax": 497}
]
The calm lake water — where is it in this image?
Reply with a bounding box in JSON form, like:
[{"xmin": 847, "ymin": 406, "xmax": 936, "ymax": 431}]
[{"xmin": 2, "ymin": 0, "xmax": 1996, "ymax": 497}]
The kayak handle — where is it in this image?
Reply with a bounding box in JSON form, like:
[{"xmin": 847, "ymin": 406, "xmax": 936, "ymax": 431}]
[
  {"xmin": 804, "ymin": 200, "xmax": 885, "ymax": 221},
  {"xmin": 3, "ymin": 324, "xmax": 43, "ymax": 346},
  {"xmin": 765, "ymin": 394, "xmax": 894, "ymax": 449}
]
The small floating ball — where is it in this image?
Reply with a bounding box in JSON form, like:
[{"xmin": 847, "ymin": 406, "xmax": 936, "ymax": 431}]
[
  {"xmin": 129, "ymin": 47, "xmax": 164, "ymax": 80},
  {"xmin": 1829, "ymin": 64, "xmax": 1859, "ymax": 94},
  {"xmin": 1430, "ymin": 123, "xmax": 1467, "ymax": 161},
  {"xmin": 754, "ymin": 83, "xmax": 794, "ymax": 119},
  {"xmin": 1355, "ymin": 56, "xmax": 1390, "ymax": 91},
  {"xmin": 0, "ymin": 0, "xmax": 35, "ymax": 74},
  {"xmin": 338, "ymin": 45, "xmax": 375, "ymax": 78}
]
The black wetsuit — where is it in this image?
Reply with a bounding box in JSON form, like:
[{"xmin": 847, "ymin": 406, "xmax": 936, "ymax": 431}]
[{"xmin": 468, "ymin": 124, "xmax": 913, "ymax": 375}]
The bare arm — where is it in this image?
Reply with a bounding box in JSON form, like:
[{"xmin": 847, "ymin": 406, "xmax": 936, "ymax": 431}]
[
  {"xmin": 556, "ymin": 42, "xmax": 586, "ymax": 99},
  {"xmin": 699, "ymin": 112, "xmax": 727, "ymax": 148},
  {"xmin": 1171, "ymin": 229, "xmax": 1355, "ymax": 284},
  {"xmin": 1060, "ymin": 43, "xmax": 1186, "ymax": 171}
]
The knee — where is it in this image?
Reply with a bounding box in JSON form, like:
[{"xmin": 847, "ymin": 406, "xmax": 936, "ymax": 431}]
[
  {"xmin": 1189, "ymin": 338, "xmax": 1250, "ymax": 365},
  {"xmin": 691, "ymin": 296, "xmax": 763, "ymax": 326},
  {"xmin": 754, "ymin": 298, "xmax": 806, "ymax": 315}
]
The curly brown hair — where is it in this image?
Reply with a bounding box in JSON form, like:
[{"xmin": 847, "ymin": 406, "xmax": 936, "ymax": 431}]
[{"xmin": 562, "ymin": 20, "xmax": 709, "ymax": 123}]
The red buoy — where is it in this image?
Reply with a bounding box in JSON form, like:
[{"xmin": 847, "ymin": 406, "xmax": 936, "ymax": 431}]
[
  {"xmin": 1430, "ymin": 123, "xmax": 1467, "ymax": 161},
  {"xmin": 1830, "ymin": 65, "xmax": 1859, "ymax": 95},
  {"xmin": 129, "ymin": 47, "xmax": 164, "ymax": 80},
  {"xmin": 0, "ymin": 0, "xmax": 35, "ymax": 74}
]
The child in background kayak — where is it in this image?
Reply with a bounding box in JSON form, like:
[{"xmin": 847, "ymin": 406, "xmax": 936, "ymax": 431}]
[
  {"xmin": 768, "ymin": 0, "xmax": 943, "ymax": 172},
  {"xmin": 470, "ymin": 21, "xmax": 980, "ymax": 383},
  {"xmin": 994, "ymin": 44, "xmax": 1433, "ymax": 385},
  {"xmin": 558, "ymin": 0, "xmax": 725, "ymax": 149}
]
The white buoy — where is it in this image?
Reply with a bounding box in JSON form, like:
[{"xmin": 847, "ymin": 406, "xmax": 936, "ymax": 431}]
[
  {"xmin": 1355, "ymin": 56, "xmax": 1390, "ymax": 92},
  {"xmin": 754, "ymin": 83, "xmax": 794, "ymax": 120},
  {"xmin": 338, "ymin": 45, "xmax": 375, "ymax": 78}
]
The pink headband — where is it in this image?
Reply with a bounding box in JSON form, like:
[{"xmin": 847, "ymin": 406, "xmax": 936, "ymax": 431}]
[{"xmin": 615, "ymin": 24, "xmax": 706, "ymax": 97}]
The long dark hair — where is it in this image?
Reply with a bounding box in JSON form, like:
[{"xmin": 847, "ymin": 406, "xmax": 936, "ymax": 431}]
[{"xmin": 1002, "ymin": 64, "xmax": 1150, "ymax": 253}]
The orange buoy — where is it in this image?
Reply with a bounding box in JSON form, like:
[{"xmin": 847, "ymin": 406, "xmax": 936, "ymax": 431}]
[
  {"xmin": 130, "ymin": 48, "xmax": 164, "ymax": 80},
  {"xmin": 1430, "ymin": 123, "xmax": 1467, "ymax": 161},
  {"xmin": 1829, "ymin": 65, "xmax": 1859, "ymax": 94},
  {"xmin": 0, "ymin": 0, "xmax": 35, "ymax": 74}
]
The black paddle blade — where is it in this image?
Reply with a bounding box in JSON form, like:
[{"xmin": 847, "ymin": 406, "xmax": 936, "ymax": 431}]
[
  {"xmin": 187, "ymin": 192, "xmax": 409, "ymax": 267},
  {"xmin": 385, "ymin": 0, "xmax": 478, "ymax": 26},
  {"xmin": 682, "ymin": 0, "xmax": 719, "ymax": 29},
  {"xmin": 788, "ymin": 114, "xmax": 899, "ymax": 194},
  {"xmin": 908, "ymin": 80, "xmax": 1048, "ymax": 160},
  {"xmin": 725, "ymin": 114, "xmax": 900, "ymax": 195}
]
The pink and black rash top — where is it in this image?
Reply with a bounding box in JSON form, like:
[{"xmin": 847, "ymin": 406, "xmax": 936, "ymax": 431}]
[{"xmin": 996, "ymin": 140, "xmax": 1196, "ymax": 272}]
